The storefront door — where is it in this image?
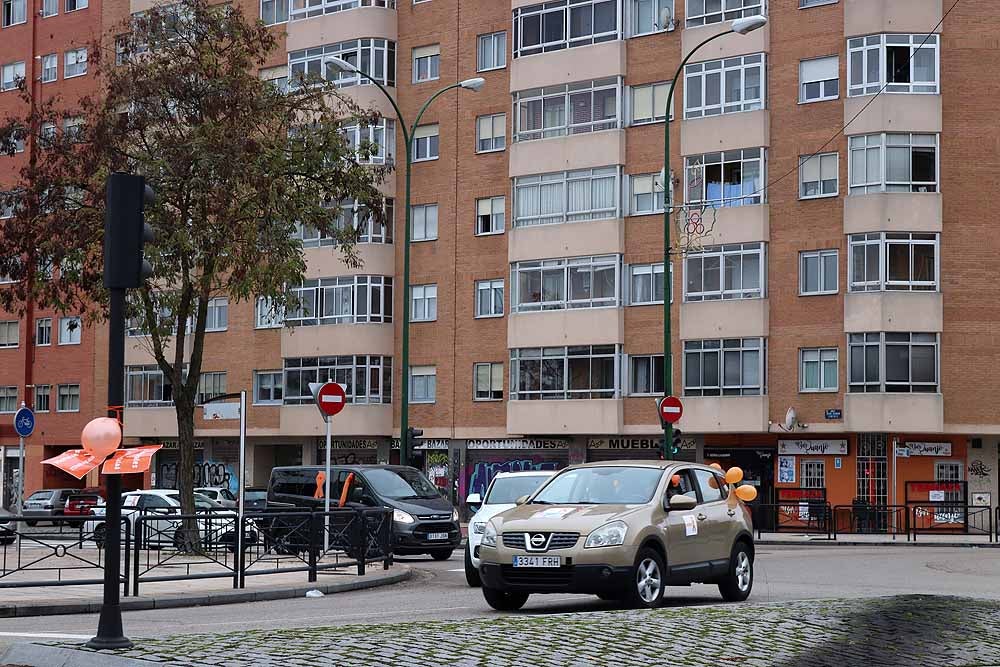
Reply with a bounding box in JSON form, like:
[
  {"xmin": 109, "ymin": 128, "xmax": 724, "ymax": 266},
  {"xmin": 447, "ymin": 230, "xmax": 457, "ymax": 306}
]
[{"xmin": 704, "ymin": 447, "xmax": 776, "ymax": 529}]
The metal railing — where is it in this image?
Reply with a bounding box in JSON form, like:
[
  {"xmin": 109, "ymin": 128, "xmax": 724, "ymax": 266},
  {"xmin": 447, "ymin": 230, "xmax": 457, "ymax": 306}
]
[
  {"xmin": 752, "ymin": 503, "xmax": 833, "ymax": 539},
  {"xmin": 910, "ymin": 504, "xmax": 994, "ymax": 542},
  {"xmin": 832, "ymin": 504, "xmax": 909, "ymax": 540}
]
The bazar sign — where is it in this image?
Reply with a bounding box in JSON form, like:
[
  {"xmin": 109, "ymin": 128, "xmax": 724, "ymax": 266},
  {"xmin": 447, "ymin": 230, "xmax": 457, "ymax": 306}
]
[
  {"xmin": 778, "ymin": 440, "xmax": 848, "ymax": 456},
  {"xmin": 905, "ymin": 442, "xmax": 952, "ymax": 456},
  {"xmin": 391, "ymin": 439, "xmax": 450, "ymax": 450},
  {"xmin": 467, "ymin": 439, "xmax": 568, "ymax": 450}
]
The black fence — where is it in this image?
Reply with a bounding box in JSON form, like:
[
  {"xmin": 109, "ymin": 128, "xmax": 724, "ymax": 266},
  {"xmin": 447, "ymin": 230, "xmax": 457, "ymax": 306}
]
[
  {"xmin": 910, "ymin": 504, "xmax": 994, "ymax": 542},
  {"xmin": 752, "ymin": 503, "xmax": 833, "ymax": 539},
  {"xmin": 832, "ymin": 504, "xmax": 909, "ymax": 540}
]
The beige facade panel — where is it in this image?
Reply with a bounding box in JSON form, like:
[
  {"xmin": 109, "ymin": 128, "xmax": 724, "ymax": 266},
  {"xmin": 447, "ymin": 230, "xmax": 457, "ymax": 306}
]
[
  {"xmin": 130, "ymin": 0, "xmax": 171, "ymax": 14},
  {"xmin": 696, "ymin": 203, "xmax": 769, "ymax": 245},
  {"xmin": 843, "ymin": 292, "xmax": 943, "ymax": 333},
  {"xmin": 679, "ymin": 395, "xmax": 769, "ymax": 433},
  {"xmin": 509, "ymin": 130, "xmax": 626, "ymax": 178},
  {"xmin": 843, "ymin": 393, "xmax": 944, "ymax": 433},
  {"xmin": 508, "ymin": 218, "xmax": 625, "ymax": 263},
  {"xmin": 280, "ymin": 404, "xmax": 393, "ymax": 436},
  {"xmin": 303, "ymin": 244, "xmax": 395, "ymax": 280},
  {"xmin": 679, "ymin": 298, "xmax": 769, "ymax": 340},
  {"xmin": 125, "ymin": 336, "xmax": 189, "ymax": 366},
  {"xmin": 281, "ymin": 323, "xmax": 395, "ymax": 357},
  {"xmin": 680, "ymin": 110, "xmax": 770, "ymax": 156},
  {"xmin": 843, "ymin": 94, "xmax": 942, "ymax": 136},
  {"xmin": 123, "ymin": 407, "xmax": 179, "ymax": 439},
  {"xmin": 681, "ymin": 23, "xmax": 769, "ymax": 62},
  {"xmin": 843, "ymin": 194, "xmax": 941, "ymax": 234},
  {"xmin": 844, "ymin": 0, "xmax": 942, "ymax": 37},
  {"xmin": 285, "ymin": 7, "xmax": 398, "ymax": 52},
  {"xmin": 507, "ymin": 399, "xmax": 623, "ymax": 435},
  {"xmin": 510, "ymin": 41, "xmax": 626, "ymax": 92},
  {"xmin": 507, "ymin": 308, "xmax": 624, "ymax": 348}
]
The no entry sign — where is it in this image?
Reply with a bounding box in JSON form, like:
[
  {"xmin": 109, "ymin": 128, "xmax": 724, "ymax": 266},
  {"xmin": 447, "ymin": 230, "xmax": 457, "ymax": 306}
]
[
  {"xmin": 311, "ymin": 382, "xmax": 347, "ymax": 418},
  {"xmin": 658, "ymin": 395, "xmax": 683, "ymax": 425}
]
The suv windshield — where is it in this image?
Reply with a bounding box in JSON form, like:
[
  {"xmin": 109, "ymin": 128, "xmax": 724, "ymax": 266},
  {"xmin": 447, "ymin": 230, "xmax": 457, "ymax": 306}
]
[
  {"xmin": 484, "ymin": 475, "xmax": 551, "ymax": 505},
  {"xmin": 364, "ymin": 468, "xmax": 440, "ymax": 500},
  {"xmin": 532, "ymin": 467, "xmax": 664, "ymax": 505}
]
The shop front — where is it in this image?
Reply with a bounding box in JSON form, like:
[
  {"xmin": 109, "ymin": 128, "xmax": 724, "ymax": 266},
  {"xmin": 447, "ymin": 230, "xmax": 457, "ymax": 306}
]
[
  {"xmin": 704, "ymin": 445, "xmax": 777, "ymax": 506},
  {"xmin": 152, "ymin": 440, "xmax": 205, "ymax": 490},
  {"xmin": 463, "ymin": 438, "xmax": 570, "ymax": 508},
  {"xmin": 585, "ymin": 435, "xmax": 698, "ymax": 462},
  {"xmin": 315, "ymin": 438, "xmax": 382, "ymax": 467}
]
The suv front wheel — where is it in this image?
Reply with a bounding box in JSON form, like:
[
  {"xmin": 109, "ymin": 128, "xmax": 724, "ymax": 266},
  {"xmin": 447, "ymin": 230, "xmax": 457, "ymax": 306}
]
[
  {"xmin": 718, "ymin": 541, "xmax": 753, "ymax": 602},
  {"xmin": 628, "ymin": 547, "xmax": 665, "ymax": 609},
  {"xmin": 482, "ymin": 587, "xmax": 528, "ymax": 612}
]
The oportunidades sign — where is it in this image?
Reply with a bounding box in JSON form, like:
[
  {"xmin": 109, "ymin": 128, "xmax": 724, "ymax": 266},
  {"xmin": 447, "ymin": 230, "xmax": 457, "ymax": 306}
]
[{"xmin": 467, "ymin": 439, "xmax": 568, "ymax": 450}]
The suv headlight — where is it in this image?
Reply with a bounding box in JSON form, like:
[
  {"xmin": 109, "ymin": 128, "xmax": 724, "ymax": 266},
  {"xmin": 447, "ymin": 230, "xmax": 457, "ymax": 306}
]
[
  {"xmin": 585, "ymin": 520, "xmax": 628, "ymax": 549},
  {"xmin": 393, "ymin": 509, "xmax": 415, "ymax": 524},
  {"xmin": 482, "ymin": 522, "xmax": 498, "ymax": 548},
  {"xmin": 472, "ymin": 521, "xmax": 486, "ymax": 534},
  {"xmin": 452, "ymin": 508, "xmax": 460, "ymax": 522}
]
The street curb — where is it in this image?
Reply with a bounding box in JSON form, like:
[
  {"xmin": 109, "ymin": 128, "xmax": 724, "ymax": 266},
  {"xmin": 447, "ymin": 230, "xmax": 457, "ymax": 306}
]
[
  {"xmin": 758, "ymin": 539, "xmax": 1000, "ymax": 548},
  {"xmin": 1, "ymin": 643, "xmax": 162, "ymax": 667},
  {"xmin": 0, "ymin": 566, "xmax": 412, "ymax": 619}
]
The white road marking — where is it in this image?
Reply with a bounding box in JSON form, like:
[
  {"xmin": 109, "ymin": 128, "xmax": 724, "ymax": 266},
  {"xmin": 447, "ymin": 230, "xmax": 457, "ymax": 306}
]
[{"xmin": 0, "ymin": 631, "xmax": 94, "ymax": 640}]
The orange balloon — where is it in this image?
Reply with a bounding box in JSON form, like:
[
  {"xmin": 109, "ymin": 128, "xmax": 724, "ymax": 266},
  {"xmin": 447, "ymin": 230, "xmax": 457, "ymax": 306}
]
[
  {"xmin": 725, "ymin": 466, "xmax": 744, "ymax": 485},
  {"xmin": 735, "ymin": 484, "xmax": 758, "ymax": 502},
  {"xmin": 671, "ymin": 474, "xmax": 681, "ymax": 487},
  {"xmin": 81, "ymin": 417, "xmax": 122, "ymax": 460},
  {"xmin": 708, "ymin": 476, "xmax": 719, "ymax": 489},
  {"xmin": 709, "ymin": 462, "xmax": 723, "ymax": 471}
]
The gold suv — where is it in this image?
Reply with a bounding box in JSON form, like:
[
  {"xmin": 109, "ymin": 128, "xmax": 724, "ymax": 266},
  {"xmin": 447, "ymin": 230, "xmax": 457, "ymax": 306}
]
[{"xmin": 477, "ymin": 461, "xmax": 754, "ymax": 610}]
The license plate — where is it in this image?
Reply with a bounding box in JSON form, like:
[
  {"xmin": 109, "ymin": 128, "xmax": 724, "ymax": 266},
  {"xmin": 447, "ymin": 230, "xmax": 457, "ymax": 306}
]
[
  {"xmin": 513, "ymin": 556, "xmax": 561, "ymax": 568},
  {"xmin": 428, "ymin": 532, "xmax": 449, "ymax": 541}
]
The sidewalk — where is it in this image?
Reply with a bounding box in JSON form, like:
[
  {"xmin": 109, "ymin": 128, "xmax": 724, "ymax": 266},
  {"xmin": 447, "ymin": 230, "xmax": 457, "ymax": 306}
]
[{"xmin": 757, "ymin": 532, "xmax": 997, "ymax": 547}]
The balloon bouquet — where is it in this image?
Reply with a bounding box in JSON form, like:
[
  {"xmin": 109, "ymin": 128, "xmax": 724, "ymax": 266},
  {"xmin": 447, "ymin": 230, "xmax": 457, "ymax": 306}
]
[
  {"xmin": 709, "ymin": 462, "xmax": 758, "ymax": 502},
  {"xmin": 43, "ymin": 416, "xmax": 161, "ymax": 479}
]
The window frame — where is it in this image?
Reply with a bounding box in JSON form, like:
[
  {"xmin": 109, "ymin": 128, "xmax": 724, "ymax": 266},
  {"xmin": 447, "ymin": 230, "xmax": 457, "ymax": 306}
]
[
  {"xmin": 57, "ymin": 383, "xmax": 81, "ymax": 412},
  {"xmin": 282, "ymin": 355, "xmax": 392, "ymax": 405},
  {"xmin": 476, "ymin": 112, "xmax": 506, "ymax": 153},
  {"xmin": 683, "ymin": 53, "xmax": 766, "ymax": 120},
  {"xmin": 801, "ymin": 459, "xmax": 826, "ymax": 489},
  {"xmin": 848, "ymin": 132, "xmax": 939, "ymax": 195},
  {"xmin": 195, "ymin": 371, "xmax": 227, "ymax": 405},
  {"xmin": 285, "ymin": 275, "xmax": 394, "ymax": 326},
  {"xmin": 409, "ymin": 365, "xmax": 437, "ymax": 404},
  {"xmin": 629, "ymin": 173, "xmax": 665, "ymax": 216},
  {"xmin": 512, "ymin": 0, "xmax": 621, "ymax": 59},
  {"xmin": 410, "ymin": 284, "xmax": 438, "ymax": 322},
  {"xmin": 0, "ymin": 320, "xmax": 18, "ymax": 348},
  {"xmin": 685, "ymin": 0, "xmax": 763, "ymax": 28},
  {"xmin": 629, "ymin": 81, "xmax": 673, "ymax": 125},
  {"xmin": 512, "ymin": 254, "xmax": 621, "ymax": 312},
  {"xmin": 475, "ymin": 196, "xmax": 505, "ymax": 236},
  {"xmin": 513, "ymin": 78, "xmax": 620, "ymax": 142},
  {"xmin": 513, "ymin": 166, "xmax": 620, "ymax": 228},
  {"xmin": 683, "ymin": 242, "xmax": 766, "ymax": 302},
  {"xmin": 35, "ymin": 317, "xmax": 52, "ymax": 346},
  {"xmin": 799, "ymin": 152, "xmax": 839, "ymax": 199},
  {"xmin": 412, "ymin": 45, "xmax": 440, "ymax": 83},
  {"xmin": 682, "ymin": 337, "xmax": 765, "ymax": 397},
  {"xmin": 1, "ymin": 0, "xmax": 25, "ymax": 26},
  {"xmin": 1, "ymin": 61, "xmax": 24, "ymax": 91},
  {"xmin": 253, "ymin": 370, "xmax": 284, "ymax": 405},
  {"xmin": 34, "ymin": 384, "xmax": 50, "ymax": 412},
  {"xmin": 628, "ymin": 353, "xmax": 664, "ymax": 396},
  {"xmin": 261, "ymin": 0, "xmax": 289, "ymax": 25},
  {"xmin": 477, "ymin": 31, "xmax": 507, "ymax": 72},
  {"xmin": 847, "ymin": 33, "xmax": 940, "ymax": 97},
  {"xmin": 684, "ymin": 147, "xmax": 765, "ymax": 208},
  {"xmin": 412, "ymin": 124, "xmax": 439, "ymax": 162},
  {"xmin": 800, "ymin": 347, "xmax": 839, "ymax": 393},
  {"xmin": 474, "ymin": 362, "xmax": 504, "ymax": 401},
  {"xmin": 629, "ymin": 0, "xmax": 673, "ymax": 37},
  {"xmin": 799, "ymin": 55, "xmax": 839, "ymax": 104},
  {"xmin": 58, "ymin": 316, "xmax": 81, "ymax": 345},
  {"xmin": 64, "ymin": 48, "xmax": 88, "ymax": 78},
  {"xmin": 288, "ymin": 38, "xmax": 396, "ymax": 89},
  {"xmin": 205, "ymin": 297, "xmax": 229, "ymax": 332},
  {"xmin": 848, "ymin": 332, "xmax": 939, "ymax": 394},
  {"xmin": 799, "ymin": 249, "xmax": 839, "ymax": 296},
  {"xmin": 475, "ymin": 278, "xmax": 505, "ymax": 318},
  {"xmin": 410, "ymin": 203, "xmax": 438, "ymax": 241},
  {"xmin": 627, "ymin": 262, "xmax": 672, "ymax": 306},
  {"xmin": 65, "ymin": 0, "xmax": 86, "ymax": 11},
  {"xmin": 848, "ymin": 232, "xmax": 939, "ymax": 293},
  {"xmin": 40, "ymin": 54, "xmax": 57, "ymax": 83},
  {"xmin": 255, "ymin": 297, "xmax": 285, "ymax": 329},
  {"xmin": 509, "ymin": 344, "xmax": 620, "ymax": 400},
  {"xmin": 0, "ymin": 386, "xmax": 16, "ymax": 413}
]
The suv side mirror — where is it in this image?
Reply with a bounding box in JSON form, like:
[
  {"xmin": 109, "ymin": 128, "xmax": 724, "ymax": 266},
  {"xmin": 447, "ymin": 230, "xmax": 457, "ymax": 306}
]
[
  {"xmin": 667, "ymin": 495, "xmax": 697, "ymax": 511},
  {"xmin": 514, "ymin": 495, "xmax": 529, "ymax": 506},
  {"xmin": 465, "ymin": 493, "xmax": 482, "ymax": 505}
]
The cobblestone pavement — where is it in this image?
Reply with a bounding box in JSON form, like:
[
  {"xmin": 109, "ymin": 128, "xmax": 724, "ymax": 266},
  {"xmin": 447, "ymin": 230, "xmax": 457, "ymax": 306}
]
[{"xmin": 56, "ymin": 595, "xmax": 1000, "ymax": 667}]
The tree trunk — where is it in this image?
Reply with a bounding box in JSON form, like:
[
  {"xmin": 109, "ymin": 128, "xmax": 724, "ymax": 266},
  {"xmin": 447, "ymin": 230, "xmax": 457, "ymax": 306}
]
[{"xmin": 176, "ymin": 394, "xmax": 201, "ymax": 552}]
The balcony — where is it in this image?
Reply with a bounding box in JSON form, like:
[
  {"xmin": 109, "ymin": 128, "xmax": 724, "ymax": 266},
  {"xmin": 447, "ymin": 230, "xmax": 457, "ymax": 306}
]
[
  {"xmin": 123, "ymin": 407, "xmax": 178, "ymax": 439},
  {"xmin": 508, "ymin": 307, "xmax": 623, "ymax": 348},
  {"xmin": 281, "ymin": 322, "xmax": 394, "ymax": 357},
  {"xmin": 688, "ymin": 203, "xmax": 769, "ymax": 245},
  {"xmin": 510, "ymin": 40, "xmax": 626, "ymax": 92},
  {"xmin": 510, "ymin": 130, "xmax": 625, "ymax": 178},
  {"xmin": 509, "ymin": 217, "xmax": 623, "ymax": 263},
  {"xmin": 303, "ymin": 244, "xmax": 394, "ymax": 280},
  {"xmin": 682, "ymin": 22, "xmax": 769, "ymax": 62},
  {"xmin": 285, "ymin": 5, "xmax": 397, "ymax": 52},
  {"xmin": 280, "ymin": 403, "xmax": 392, "ymax": 436},
  {"xmin": 680, "ymin": 298, "xmax": 768, "ymax": 340},
  {"xmin": 843, "ymin": 393, "xmax": 943, "ymax": 433},
  {"xmin": 507, "ymin": 399, "xmax": 622, "ymax": 435},
  {"xmin": 844, "ymin": 292, "xmax": 942, "ymax": 333},
  {"xmin": 844, "ymin": 0, "xmax": 942, "ymax": 37},
  {"xmin": 677, "ymin": 395, "xmax": 768, "ymax": 433},
  {"xmin": 843, "ymin": 194, "xmax": 941, "ymax": 235},
  {"xmin": 681, "ymin": 110, "xmax": 769, "ymax": 156},
  {"xmin": 844, "ymin": 95, "xmax": 941, "ymax": 137}
]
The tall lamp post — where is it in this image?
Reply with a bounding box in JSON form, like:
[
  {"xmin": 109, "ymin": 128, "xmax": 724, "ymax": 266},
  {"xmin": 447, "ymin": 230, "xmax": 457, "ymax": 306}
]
[
  {"xmin": 661, "ymin": 15, "xmax": 767, "ymax": 460},
  {"xmin": 325, "ymin": 57, "xmax": 484, "ymax": 467}
]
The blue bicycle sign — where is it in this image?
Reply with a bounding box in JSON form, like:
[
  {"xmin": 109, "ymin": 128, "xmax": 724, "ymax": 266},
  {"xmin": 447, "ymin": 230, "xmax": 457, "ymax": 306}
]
[{"xmin": 13, "ymin": 407, "xmax": 34, "ymax": 438}]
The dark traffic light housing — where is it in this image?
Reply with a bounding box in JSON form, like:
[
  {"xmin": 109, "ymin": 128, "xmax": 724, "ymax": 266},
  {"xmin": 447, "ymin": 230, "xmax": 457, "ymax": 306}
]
[
  {"xmin": 671, "ymin": 428, "xmax": 683, "ymax": 457},
  {"xmin": 104, "ymin": 172, "xmax": 155, "ymax": 290}
]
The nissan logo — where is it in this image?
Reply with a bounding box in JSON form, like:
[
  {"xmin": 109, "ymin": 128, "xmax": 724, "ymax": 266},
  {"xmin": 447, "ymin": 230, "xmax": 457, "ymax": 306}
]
[{"xmin": 530, "ymin": 533, "xmax": 547, "ymax": 548}]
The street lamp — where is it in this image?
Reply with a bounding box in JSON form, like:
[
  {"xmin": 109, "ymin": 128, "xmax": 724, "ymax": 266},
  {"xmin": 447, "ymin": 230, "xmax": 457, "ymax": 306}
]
[
  {"xmin": 325, "ymin": 57, "xmax": 484, "ymax": 468},
  {"xmin": 660, "ymin": 15, "xmax": 767, "ymax": 460}
]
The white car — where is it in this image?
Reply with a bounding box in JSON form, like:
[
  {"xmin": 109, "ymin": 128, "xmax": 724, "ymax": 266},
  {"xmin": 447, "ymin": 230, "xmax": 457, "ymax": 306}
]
[
  {"xmin": 195, "ymin": 487, "xmax": 238, "ymax": 508},
  {"xmin": 464, "ymin": 471, "xmax": 556, "ymax": 587}
]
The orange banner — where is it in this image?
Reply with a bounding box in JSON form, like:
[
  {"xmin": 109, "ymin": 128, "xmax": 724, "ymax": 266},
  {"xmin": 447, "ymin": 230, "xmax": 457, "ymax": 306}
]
[
  {"xmin": 42, "ymin": 449, "xmax": 104, "ymax": 480},
  {"xmin": 101, "ymin": 445, "xmax": 162, "ymax": 475}
]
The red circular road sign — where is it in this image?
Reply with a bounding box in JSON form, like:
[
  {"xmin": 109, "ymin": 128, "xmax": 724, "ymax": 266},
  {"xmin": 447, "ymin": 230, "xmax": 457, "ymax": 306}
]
[
  {"xmin": 658, "ymin": 395, "xmax": 683, "ymax": 424},
  {"xmin": 316, "ymin": 382, "xmax": 347, "ymax": 417}
]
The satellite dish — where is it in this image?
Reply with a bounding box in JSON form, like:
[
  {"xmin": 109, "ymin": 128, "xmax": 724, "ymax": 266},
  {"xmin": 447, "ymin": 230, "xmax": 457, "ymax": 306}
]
[{"xmin": 784, "ymin": 407, "xmax": 797, "ymax": 431}]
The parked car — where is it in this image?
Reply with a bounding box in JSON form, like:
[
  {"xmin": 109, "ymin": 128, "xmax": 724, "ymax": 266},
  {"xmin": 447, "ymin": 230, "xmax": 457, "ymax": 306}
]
[
  {"xmin": 23, "ymin": 489, "xmax": 79, "ymax": 526},
  {"xmin": 464, "ymin": 471, "xmax": 557, "ymax": 587},
  {"xmin": 0, "ymin": 507, "xmax": 15, "ymax": 545},
  {"xmin": 64, "ymin": 493, "xmax": 105, "ymax": 517},
  {"xmin": 195, "ymin": 487, "xmax": 238, "ymax": 508},
  {"xmin": 268, "ymin": 465, "xmax": 461, "ymax": 560},
  {"xmin": 477, "ymin": 461, "xmax": 755, "ymax": 611},
  {"xmin": 243, "ymin": 487, "xmax": 268, "ymax": 512}
]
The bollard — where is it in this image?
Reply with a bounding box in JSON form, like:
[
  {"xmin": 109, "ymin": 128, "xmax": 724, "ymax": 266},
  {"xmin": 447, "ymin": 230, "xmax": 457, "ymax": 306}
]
[
  {"xmin": 308, "ymin": 511, "xmax": 319, "ymax": 583},
  {"xmin": 355, "ymin": 510, "xmax": 366, "ymax": 576}
]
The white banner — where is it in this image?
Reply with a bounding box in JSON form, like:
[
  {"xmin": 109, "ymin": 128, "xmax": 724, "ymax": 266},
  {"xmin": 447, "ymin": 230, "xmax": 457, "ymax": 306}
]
[
  {"xmin": 778, "ymin": 440, "xmax": 848, "ymax": 456},
  {"xmin": 905, "ymin": 442, "xmax": 952, "ymax": 457}
]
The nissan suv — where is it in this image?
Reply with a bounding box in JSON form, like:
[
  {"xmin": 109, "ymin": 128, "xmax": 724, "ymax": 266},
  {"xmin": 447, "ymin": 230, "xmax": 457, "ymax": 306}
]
[{"xmin": 477, "ymin": 461, "xmax": 754, "ymax": 611}]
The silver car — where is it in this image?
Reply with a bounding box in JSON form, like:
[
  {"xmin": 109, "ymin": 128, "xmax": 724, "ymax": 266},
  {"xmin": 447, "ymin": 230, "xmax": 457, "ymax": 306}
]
[{"xmin": 0, "ymin": 507, "xmax": 15, "ymax": 545}]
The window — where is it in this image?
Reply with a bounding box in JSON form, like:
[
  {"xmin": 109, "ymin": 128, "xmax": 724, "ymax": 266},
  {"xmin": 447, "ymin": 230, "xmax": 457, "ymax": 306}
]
[
  {"xmin": 0, "ymin": 320, "xmax": 17, "ymax": 347},
  {"xmin": 262, "ymin": 0, "xmax": 288, "ymax": 24},
  {"xmin": 411, "ymin": 203, "xmax": 438, "ymax": 241},
  {"xmin": 685, "ymin": 0, "xmax": 762, "ymax": 27},
  {"xmin": 341, "ymin": 119, "xmax": 396, "ymax": 165},
  {"xmin": 41, "ymin": 0, "xmax": 56, "ymax": 16},
  {"xmin": 412, "ymin": 124, "xmax": 439, "ymax": 161},
  {"xmin": 474, "ymin": 362, "xmax": 503, "ymax": 401},
  {"xmin": 684, "ymin": 53, "xmax": 765, "ymax": 119},
  {"xmin": 35, "ymin": 318, "xmax": 52, "ymax": 346},
  {"xmin": 934, "ymin": 462, "xmax": 962, "ymax": 504},
  {"xmin": 288, "ymin": 0, "xmax": 393, "ymax": 21},
  {"xmin": 512, "ymin": 255, "xmax": 619, "ymax": 312},
  {"xmin": 683, "ymin": 338, "xmax": 765, "ymax": 396},
  {"xmin": 64, "ymin": 48, "xmax": 87, "ymax": 78},
  {"xmin": 514, "ymin": 78, "xmax": 619, "ymax": 141},
  {"xmin": 695, "ymin": 468, "xmax": 725, "ymax": 503},
  {"xmin": 630, "ymin": 0, "xmax": 673, "ymax": 36},
  {"xmin": 39, "ymin": 122, "xmax": 55, "ymax": 146},
  {"xmin": 514, "ymin": 166, "xmax": 619, "ymax": 227},
  {"xmin": 847, "ymin": 333, "xmax": 880, "ymax": 393},
  {"xmin": 849, "ymin": 332, "xmax": 938, "ymax": 393},
  {"xmin": 253, "ymin": 371, "xmax": 284, "ymax": 405},
  {"xmin": 410, "ymin": 284, "xmax": 437, "ymax": 322},
  {"xmin": 629, "ymin": 354, "xmax": 663, "ymax": 395},
  {"xmin": 476, "ymin": 196, "xmax": 504, "ymax": 235},
  {"xmin": 630, "ymin": 81, "xmax": 671, "ymax": 125},
  {"xmin": 477, "ymin": 31, "xmax": 506, "ymax": 71},
  {"xmin": 848, "ymin": 34, "xmax": 938, "ymax": 97},
  {"xmin": 126, "ymin": 365, "xmax": 177, "ymax": 407},
  {"xmin": 57, "ymin": 384, "xmax": 80, "ymax": 412},
  {"xmin": 0, "ymin": 386, "xmax": 15, "ymax": 413},
  {"xmin": 849, "ymin": 133, "xmax": 937, "ymax": 195},
  {"xmin": 629, "ymin": 173, "xmax": 664, "ymax": 215},
  {"xmin": 285, "ymin": 276, "xmax": 393, "ymax": 326},
  {"xmin": 628, "ymin": 262, "xmax": 671, "ymax": 305},
  {"xmin": 34, "ymin": 385, "xmax": 50, "ymax": 412},
  {"xmin": 40, "ymin": 54, "xmax": 57, "ymax": 83},
  {"xmin": 510, "ymin": 345, "xmax": 619, "ymax": 399},
  {"xmin": 1, "ymin": 61, "xmax": 23, "ymax": 91},
  {"xmin": 293, "ymin": 197, "xmax": 395, "ymax": 246},
  {"xmin": 2, "ymin": 0, "xmax": 24, "ymax": 26},
  {"xmin": 196, "ymin": 372, "xmax": 227, "ymax": 404},
  {"xmin": 412, "ymin": 45, "xmax": 439, "ymax": 83},
  {"xmin": 205, "ymin": 297, "xmax": 228, "ymax": 332},
  {"xmin": 283, "ymin": 356, "xmax": 391, "ymax": 405},
  {"xmin": 255, "ymin": 297, "xmax": 285, "ymax": 328},
  {"xmin": 799, "ymin": 249, "xmax": 838, "ymax": 295},
  {"xmin": 799, "ymin": 152, "xmax": 838, "ymax": 198},
  {"xmin": 410, "ymin": 366, "xmax": 436, "ymax": 403},
  {"xmin": 65, "ymin": 0, "xmax": 86, "ymax": 9},
  {"xmin": 849, "ymin": 232, "xmax": 938, "ymax": 292},
  {"xmin": 799, "ymin": 56, "xmax": 839, "ymax": 103},
  {"xmin": 801, "ymin": 460, "xmax": 826, "ymax": 489},
  {"xmin": 685, "ymin": 148, "xmax": 764, "ymax": 208},
  {"xmin": 63, "ymin": 117, "xmax": 83, "ymax": 140},
  {"xmin": 477, "ymin": 113, "xmax": 506, "ymax": 153},
  {"xmin": 58, "ymin": 316, "xmax": 81, "ymax": 344},
  {"xmin": 684, "ymin": 243, "xmax": 765, "ymax": 302},
  {"xmin": 800, "ymin": 348, "xmax": 838, "ymax": 392},
  {"xmin": 513, "ymin": 0, "xmax": 619, "ymax": 58},
  {"xmin": 289, "ymin": 39, "xmax": 395, "ymax": 89},
  {"xmin": 475, "ymin": 279, "xmax": 504, "ymax": 318},
  {"xmin": 800, "ymin": 0, "xmax": 836, "ymax": 6}
]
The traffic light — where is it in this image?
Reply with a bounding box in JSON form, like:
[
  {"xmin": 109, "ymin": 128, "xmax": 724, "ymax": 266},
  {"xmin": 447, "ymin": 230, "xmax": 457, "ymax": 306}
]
[
  {"xmin": 104, "ymin": 172, "xmax": 155, "ymax": 290},
  {"xmin": 671, "ymin": 428, "xmax": 683, "ymax": 457},
  {"xmin": 403, "ymin": 427, "xmax": 423, "ymax": 466}
]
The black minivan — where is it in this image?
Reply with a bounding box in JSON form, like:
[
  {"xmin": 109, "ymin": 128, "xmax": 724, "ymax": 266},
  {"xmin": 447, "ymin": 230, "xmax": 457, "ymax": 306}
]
[{"xmin": 267, "ymin": 465, "xmax": 461, "ymax": 560}]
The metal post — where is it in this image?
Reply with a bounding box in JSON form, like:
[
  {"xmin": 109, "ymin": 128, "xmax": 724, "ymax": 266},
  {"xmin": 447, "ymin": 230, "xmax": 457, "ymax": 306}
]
[
  {"xmin": 324, "ymin": 414, "xmax": 331, "ymax": 553},
  {"xmin": 235, "ymin": 390, "xmax": 246, "ymax": 589},
  {"xmin": 16, "ymin": 436, "xmax": 24, "ymax": 515},
  {"xmin": 400, "ymin": 137, "xmax": 413, "ymax": 469},
  {"xmin": 0, "ymin": 447, "xmax": 5, "ymax": 510},
  {"xmin": 87, "ymin": 287, "xmax": 132, "ymax": 650}
]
